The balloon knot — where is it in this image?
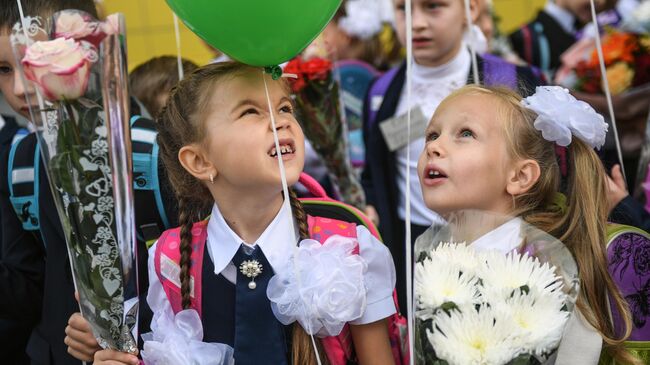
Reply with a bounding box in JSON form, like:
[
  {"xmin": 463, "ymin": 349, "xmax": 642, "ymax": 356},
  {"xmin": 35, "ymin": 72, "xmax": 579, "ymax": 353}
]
[{"xmin": 264, "ymin": 65, "xmax": 283, "ymax": 80}]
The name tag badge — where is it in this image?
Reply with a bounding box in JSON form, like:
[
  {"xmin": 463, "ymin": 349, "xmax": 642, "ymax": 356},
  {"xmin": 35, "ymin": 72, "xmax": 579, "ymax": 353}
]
[{"xmin": 379, "ymin": 106, "xmax": 429, "ymax": 152}]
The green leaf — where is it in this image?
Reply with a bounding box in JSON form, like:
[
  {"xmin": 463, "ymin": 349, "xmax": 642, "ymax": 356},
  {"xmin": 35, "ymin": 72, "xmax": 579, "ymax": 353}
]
[
  {"xmin": 440, "ymin": 302, "xmax": 458, "ymax": 312},
  {"xmin": 509, "ymin": 354, "xmax": 533, "ymax": 365}
]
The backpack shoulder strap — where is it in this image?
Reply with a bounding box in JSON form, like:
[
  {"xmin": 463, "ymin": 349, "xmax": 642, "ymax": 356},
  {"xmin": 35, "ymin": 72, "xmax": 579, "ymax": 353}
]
[
  {"xmin": 7, "ymin": 131, "xmax": 41, "ymax": 233},
  {"xmin": 481, "ymin": 53, "xmax": 517, "ymax": 90},
  {"xmin": 131, "ymin": 116, "xmax": 170, "ymax": 245},
  {"xmin": 366, "ymin": 66, "xmax": 401, "ymax": 128},
  {"xmin": 154, "ymin": 220, "xmax": 208, "ymax": 317},
  {"xmin": 307, "ymin": 215, "xmax": 359, "ymax": 254}
]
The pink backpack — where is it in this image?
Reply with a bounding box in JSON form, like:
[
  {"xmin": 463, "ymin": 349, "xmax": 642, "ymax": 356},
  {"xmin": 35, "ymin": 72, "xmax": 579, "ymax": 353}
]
[{"xmin": 153, "ymin": 173, "xmax": 408, "ymax": 364}]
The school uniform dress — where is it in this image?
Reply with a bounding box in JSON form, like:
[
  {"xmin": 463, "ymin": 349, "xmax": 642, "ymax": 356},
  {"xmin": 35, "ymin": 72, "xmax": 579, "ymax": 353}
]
[
  {"xmin": 508, "ymin": 2, "xmax": 579, "ymax": 77},
  {"xmin": 361, "ymin": 47, "xmax": 543, "ymax": 311},
  {"xmin": 145, "ymin": 201, "xmax": 396, "ymax": 364}
]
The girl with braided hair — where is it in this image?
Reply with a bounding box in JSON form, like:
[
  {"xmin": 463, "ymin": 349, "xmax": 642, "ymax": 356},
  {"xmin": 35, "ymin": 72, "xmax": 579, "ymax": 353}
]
[{"xmin": 94, "ymin": 61, "xmax": 397, "ymax": 365}]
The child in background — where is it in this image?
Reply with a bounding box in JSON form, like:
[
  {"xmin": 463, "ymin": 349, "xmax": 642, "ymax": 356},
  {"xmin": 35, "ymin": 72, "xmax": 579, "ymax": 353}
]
[
  {"xmin": 417, "ymin": 84, "xmax": 640, "ymax": 364},
  {"xmin": 508, "ymin": 0, "xmax": 607, "ymax": 78},
  {"xmin": 94, "ymin": 61, "xmax": 397, "ymax": 365},
  {"xmin": 361, "ymin": 0, "xmax": 543, "ymax": 312},
  {"xmin": 317, "ymin": 0, "xmax": 401, "ymax": 71},
  {"xmin": 129, "ymin": 56, "xmax": 198, "ymax": 119}
]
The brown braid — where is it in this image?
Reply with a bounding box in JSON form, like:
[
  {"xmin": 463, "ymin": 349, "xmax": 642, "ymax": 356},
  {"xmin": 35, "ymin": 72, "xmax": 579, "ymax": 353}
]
[
  {"xmin": 289, "ymin": 189, "xmax": 310, "ymax": 240},
  {"xmin": 178, "ymin": 197, "xmax": 196, "ymax": 309}
]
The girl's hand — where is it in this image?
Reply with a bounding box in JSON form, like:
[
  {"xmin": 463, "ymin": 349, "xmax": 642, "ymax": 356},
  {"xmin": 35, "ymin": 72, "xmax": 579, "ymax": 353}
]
[
  {"xmin": 350, "ymin": 319, "xmax": 395, "ymax": 365},
  {"xmin": 65, "ymin": 312, "xmax": 102, "ymax": 361},
  {"xmin": 364, "ymin": 205, "xmax": 380, "ymax": 228},
  {"xmin": 93, "ymin": 349, "xmax": 139, "ymax": 365},
  {"xmin": 606, "ymin": 164, "xmax": 629, "ymax": 213}
]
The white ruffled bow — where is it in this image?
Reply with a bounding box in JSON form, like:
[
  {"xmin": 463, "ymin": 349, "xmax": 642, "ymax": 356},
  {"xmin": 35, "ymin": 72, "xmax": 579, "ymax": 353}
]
[
  {"xmin": 267, "ymin": 235, "xmax": 368, "ymax": 337},
  {"xmin": 521, "ymin": 86, "xmax": 608, "ymax": 149},
  {"xmin": 141, "ymin": 309, "xmax": 234, "ymax": 365}
]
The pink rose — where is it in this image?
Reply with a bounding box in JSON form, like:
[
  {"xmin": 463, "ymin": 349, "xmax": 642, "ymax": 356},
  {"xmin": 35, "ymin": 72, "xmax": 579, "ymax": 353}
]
[
  {"xmin": 53, "ymin": 11, "xmax": 119, "ymax": 47},
  {"xmin": 101, "ymin": 14, "xmax": 120, "ymax": 36},
  {"xmin": 22, "ymin": 38, "xmax": 94, "ymax": 101}
]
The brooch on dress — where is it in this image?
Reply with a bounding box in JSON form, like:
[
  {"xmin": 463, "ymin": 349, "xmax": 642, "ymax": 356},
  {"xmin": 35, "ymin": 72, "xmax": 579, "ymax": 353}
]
[{"xmin": 239, "ymin": 260, "xmax": 263, "ymax": 289}]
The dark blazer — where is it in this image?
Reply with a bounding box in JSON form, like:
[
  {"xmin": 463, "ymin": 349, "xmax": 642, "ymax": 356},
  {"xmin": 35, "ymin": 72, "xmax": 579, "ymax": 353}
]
[
  {"xmin": 361, "ymin": 56, "xmax": 543, "ymax": 310},
  {"xmin": 509, "ymin": 10, "xmax": 577, "ymax": 74},
  {"xmin": 0, "ymin": 114, "xmax": 31, "ymax": 364}
]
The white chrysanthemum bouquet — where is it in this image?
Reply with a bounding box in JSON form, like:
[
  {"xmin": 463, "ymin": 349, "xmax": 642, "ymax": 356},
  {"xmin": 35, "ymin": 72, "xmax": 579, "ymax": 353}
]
[{"xmin": 414, "ymin": 243, "xmax": 572, "ymax": 365}]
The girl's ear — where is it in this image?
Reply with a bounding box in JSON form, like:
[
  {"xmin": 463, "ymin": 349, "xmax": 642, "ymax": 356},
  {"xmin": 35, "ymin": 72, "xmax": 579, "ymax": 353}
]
[
  {"xmin": 466, "ymin": 0, "xmax": 481, "ymax": 24},
  {"xmin": 178, "ymin": 144, "xmax": 217, "ymax": 183},
  {"xmin": 506, "ymin": 159, "xmax": 541, "ymax": 196}
]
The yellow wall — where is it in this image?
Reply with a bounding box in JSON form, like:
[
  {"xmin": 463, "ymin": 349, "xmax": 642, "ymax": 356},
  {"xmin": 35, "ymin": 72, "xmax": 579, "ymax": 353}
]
[{"xmin": 102, "ymin": 0, "xmax": 548, "ymax": 71}]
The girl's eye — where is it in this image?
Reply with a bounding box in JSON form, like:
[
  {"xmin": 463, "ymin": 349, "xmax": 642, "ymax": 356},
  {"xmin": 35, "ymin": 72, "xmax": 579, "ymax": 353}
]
[
  {"xmin": 240, "ymin": 108, "xmax": 258, "ymax": 117},
  {"xmin": 279, "ymin": 104, "xmax": 293, "ymax": 114},
  {"xmin": 425, "ymin": 2, "xmax": 440, "ymax": 10},
  {"xmin": 460, "ymin": 129, "xmax": 474, "ymax": 138},
  {"xmin": 0, "ymin": 65, "xmax": 12, "ymax": 76},
  {"xmin": 426, "ymin": 131, "xmax": 439, "ymax": 141},
  {"xmin": 395, "ymin": 3, "xmax": 405, "ymax": 11}
]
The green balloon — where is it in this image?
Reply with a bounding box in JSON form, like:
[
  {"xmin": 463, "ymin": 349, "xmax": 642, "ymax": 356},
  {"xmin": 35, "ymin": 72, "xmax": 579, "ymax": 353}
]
[{"xmin": 166, "ymin": 0, "xmax": 342, "ymax": 67}]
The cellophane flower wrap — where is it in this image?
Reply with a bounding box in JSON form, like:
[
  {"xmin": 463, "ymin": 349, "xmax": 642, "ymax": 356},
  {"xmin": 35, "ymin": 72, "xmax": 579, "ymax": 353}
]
[
  {"xmin": 413, "ymin": 211, "xmax": 580, "ymax": 365},
  {"xmin": 11, "ymin": 10, "xmax": 139, "ymax": 352},
  {"xmin": 283, "ymin": 57, "xmax": 366, "ymax": 209}
]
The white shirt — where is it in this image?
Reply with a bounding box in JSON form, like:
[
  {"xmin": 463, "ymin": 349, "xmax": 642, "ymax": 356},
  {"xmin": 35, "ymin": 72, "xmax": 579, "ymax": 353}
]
[
  {"xmin": 469, "ymin": 217, "xmax": 524, "ymax": 253},
  {"xmin": 394, "ymin": 46, "xmax": 471, "ymax": 226},
  {"xmin": 147, "ymin": 201, "xmax": 397, "ymax": 331},
  {"xmin": 545, "ymin": 1, "xmax": 577, "ymax": 35}
]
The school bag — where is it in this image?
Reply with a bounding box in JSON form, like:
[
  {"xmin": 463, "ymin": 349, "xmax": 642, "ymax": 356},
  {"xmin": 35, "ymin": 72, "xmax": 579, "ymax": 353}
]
[
  {"xmin": 153, "ymin": 172, "xmax": 409, "ymax": 365},
  {"xmin": 6, "ymin": 116, "xmax": 171, "ymax": 245},
  {"xmin": 602, "ymin": 224, "xmax": 650, "ymax": 364}
]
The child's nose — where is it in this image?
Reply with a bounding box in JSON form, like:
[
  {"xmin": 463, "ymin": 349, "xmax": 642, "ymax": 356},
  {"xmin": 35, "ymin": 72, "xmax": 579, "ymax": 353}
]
[
  {"xmin": 412, "ymin": 7, "xmax": 428, "ymax": 31},
  {"xmin": 426, "ymin": 139, "xmax": 445, "ymax": 158},
  {"xmin": 270, "ymin": 113, "xmax": 291, "ymax": 131},
  {"xmin": 13, "ymin": 71, "xmax": 35, "ymax": 98}
]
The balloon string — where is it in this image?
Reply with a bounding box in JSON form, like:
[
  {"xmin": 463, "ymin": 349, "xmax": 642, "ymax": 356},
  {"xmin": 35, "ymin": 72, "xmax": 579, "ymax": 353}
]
[
  {"xmin": 405, "ymin": 0, "xmax": 415, "ymax": 364},
  {"xmin": 262, "ymin": 70, "xmax": 294, "ymax": 229},
  {"xmin": 16, "ymin": 0, "xmax": 48, "ymax": 131},
  {"xmin": 589, "ymin": 0, "xmax": 626, "ymax": 184},
  {"xmin": 263, "ymin": 70, "xmax": 322, "ymax": 364},
  {"xmin": 464, "ymin": 0, "xmax": 480, "ymax": 84},
  {"xmin": 173, "ymin": 13, "xmax": 184, "ymax": 81}
]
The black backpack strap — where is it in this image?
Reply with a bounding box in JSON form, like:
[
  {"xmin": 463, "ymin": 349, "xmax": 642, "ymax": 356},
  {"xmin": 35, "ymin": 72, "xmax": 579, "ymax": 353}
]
[
  {"xmin": 131, "ymin": 116, "xmax": 170, "ymax": 245},
  {"xmin": 7, "ymin": 130, "xmax": 41, "ymax": 233}
]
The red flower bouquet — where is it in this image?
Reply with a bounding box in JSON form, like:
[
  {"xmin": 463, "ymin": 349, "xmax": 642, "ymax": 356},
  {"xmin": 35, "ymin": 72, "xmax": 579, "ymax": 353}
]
[
  {"xmin": 283, "ymin": 56, "xmax": 366, "ymax": 209},
  {"xmin": 556, "ymin": 31, "xmax": 650, "ymax": 95}
]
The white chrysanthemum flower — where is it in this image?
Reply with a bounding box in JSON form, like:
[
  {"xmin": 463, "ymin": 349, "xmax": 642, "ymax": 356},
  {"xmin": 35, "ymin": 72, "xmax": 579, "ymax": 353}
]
[
  {"xmin": 428, "ymin": 306, "xmax": 519, "ymax": 365},
  {"xmin": 497, "ymin": 292, "xmax": 570, "ymax": 356},
  {"xmin": 478, "ymin": 251, "xmax": 565, "ymax": 304},
  {"xmin": 430, "ymin": 242, "xmax": 480, "ymax": 277},
  {"xmin": 415, "ymin": 258, "xmax": 480, "ymax": 318}
]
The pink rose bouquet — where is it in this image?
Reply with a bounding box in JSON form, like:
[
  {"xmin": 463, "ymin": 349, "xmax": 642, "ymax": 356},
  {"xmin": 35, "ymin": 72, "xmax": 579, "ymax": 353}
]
[{"xmin": 12, "ymin": 10, "xmax": 138, "ymax": 353}]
